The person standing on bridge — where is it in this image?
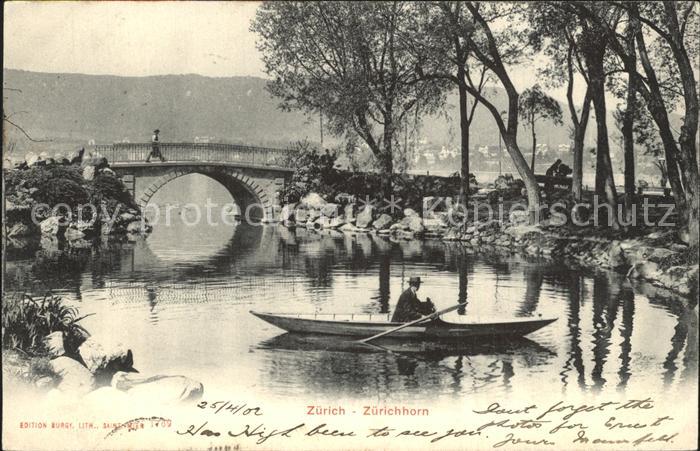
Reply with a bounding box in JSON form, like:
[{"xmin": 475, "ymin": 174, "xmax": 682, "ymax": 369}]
[{"xmin": 147, "ymin": 129, "xmax": 166, "ymax": 162}]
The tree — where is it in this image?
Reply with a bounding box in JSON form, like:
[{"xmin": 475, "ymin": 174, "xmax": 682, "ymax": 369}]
[
  {"xmin": 406, "ymin": 2, "xmax": 490, "ymax": 208},
  {"xmin": 559, "ymin": 2, "xmax": 622, "ymax": 229},
  {"xmin": 455, "ymin": 2, "xmax": 544, "ymax": 223},
  {"xmin": 518, "ymin": 84, "xmax": 564, "ymax": 172},
  {"xmin": 577, "ymin": 1, "xmax": 700, "ymax": 245},
  {"xmin": 528, "ymin": 2, "xmax": 594, "ymax": 201},
  {"xmin": 251, "ymin": 1, "xmax": 445, "ymax": 200}
]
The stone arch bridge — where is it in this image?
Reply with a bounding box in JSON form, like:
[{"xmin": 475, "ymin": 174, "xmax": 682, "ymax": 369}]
[{"xmin": 93, "ymin": 143, "xmax": 293, "ymax": 222}]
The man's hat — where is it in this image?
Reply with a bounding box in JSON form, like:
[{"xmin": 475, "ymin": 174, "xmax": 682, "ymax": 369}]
[
  {"xmin": 408, "ymin": 276, "xmax": 422, "ymax": 285},
  {"xmin": 153, "ymin": 129, "xmax": 160, "ymax": 133}
]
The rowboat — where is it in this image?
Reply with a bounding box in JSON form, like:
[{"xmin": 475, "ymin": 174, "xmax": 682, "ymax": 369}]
[{"xmin": 250, "ymin": 311, "xmax": 557, "ymax": 340}]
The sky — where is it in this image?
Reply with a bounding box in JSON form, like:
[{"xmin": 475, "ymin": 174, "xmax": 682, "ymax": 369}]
[
  {"xmin": 4, "ymin": 1, "xmax": 265, "ymax": 78},
  {"xmin": 4, "ymin": 1, "xmax": 583, "ymax": 102}
]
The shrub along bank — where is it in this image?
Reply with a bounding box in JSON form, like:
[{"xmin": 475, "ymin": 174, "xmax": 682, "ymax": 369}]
[
  {"xmin": 2, "ymin": 293, "xmax": 204, "ymax": 403},
  {"xmin": 4, "ymin": 155, "xmax": 150, "ymax": 245}
]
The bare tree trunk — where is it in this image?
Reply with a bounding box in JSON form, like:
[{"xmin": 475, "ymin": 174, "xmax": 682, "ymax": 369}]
[
  {"xmin": 504, "ymin": 134, "xmax": 541, "ymax": 223},
  {"xmin": 380, "ymin": 105, "xmax": 395, "ymax": 202},
  {"xmin": 530, "ymin": 120, "xmax": 537, "ymax": 172},
  {"xmin": 571, "ymin": 94, "xmax": 591, "ymax": 201},
  {"xmin": 588, "ymin": 56, "xmax": 620, "ymax": 229},
  {"xmin": 664, "ymin": 3, "xmax": 699, "ymax": 245},
  {"xmin": 461, "ymin": 2, "xmax": 540, "ymax": 223},
  {"xmin": 458, "ymin": 79, "xmax": 470, "ymax": 208},
  {"xmin": 623, "ymin": 22, "xmax": 637, "ymax": 223},
  {"xmin": 627, "ymin": 3, "xmax": 697, "ymax": 245},
  {"xmin": 622, "ymin": 21, "xmax": 637, "ymax": 223}
]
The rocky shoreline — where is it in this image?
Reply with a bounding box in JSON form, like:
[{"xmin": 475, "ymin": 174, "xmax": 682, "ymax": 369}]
[
  {"xmin": 277, "ymin": 192, "xmax": 698, "ymax": 299},
  {"xmin": 4, "ymin": 153, "xmax": 152, "ymax": 249}
]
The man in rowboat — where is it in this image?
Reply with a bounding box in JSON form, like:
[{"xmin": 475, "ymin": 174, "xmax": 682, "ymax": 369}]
[{"xmin": 391, "ymin": 276, "xmax": 436, "ymax": 323}]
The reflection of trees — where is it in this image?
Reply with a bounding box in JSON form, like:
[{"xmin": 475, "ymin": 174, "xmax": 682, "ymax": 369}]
[
  {"xmin": 617, "ymin": 285, "xmax": 635, "ymax": 390},
  {"xmin": 457, "ymin": 255, "xmax": 468, "ymax": 315},
  {"xmin": 377, "ymin": 254, "xmax": 391, "ymax": 314},
  {"xmin": 30, "ymin": 247, "xmax": 90, "ymax": 298},
  {"xmin": 518, "ymin": 265, "xmax": 544, "ymax": 316},
  {"xmin": 590, "ymin": 274, "xmax": 622, "ymax": 392},
  {"xmin": 258, "ymin": 335, "xmax": 555, "ymax": 399},
  {"xmin": 663, "ymin": 302, "xmax": 699, "ymax": 386},
  {"xmin": 562, "ymin": 272, "xmax": 586, "ymax": 390}
]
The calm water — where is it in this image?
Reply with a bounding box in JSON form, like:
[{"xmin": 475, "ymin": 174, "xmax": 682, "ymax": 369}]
[{"xmin": 4, "ymin": 176, "xmax": 697, "ymax": 403}]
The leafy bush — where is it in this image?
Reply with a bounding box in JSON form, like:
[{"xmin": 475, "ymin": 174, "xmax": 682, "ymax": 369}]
[
  {"xmin": 5, "ymin": 165, "xmax": 89, "ymax": 210},
  {"xmin": 37, "ymin": 178, "xmax": 90, "ymax": 208},
  {"xmin": 5, "ymin": 162, "xmax": 139, "ymax": 225},
  {"xmin": 2, "ymin": 294, "xmax": 89, "ymax": 355},
  {"xmin": 280, "ymin": 143, "xmax": 340, "ymax": 203},
  {"xmin": 489, "ymin": 174, "xmax": 526, "ymax": 202},
  {"xmin": 90, "ymin": 174, "xmax": 133, "ymax": 206},
  {"xmin": 279, "ymin": 142, "xmax": 469, "ymax": 211}
]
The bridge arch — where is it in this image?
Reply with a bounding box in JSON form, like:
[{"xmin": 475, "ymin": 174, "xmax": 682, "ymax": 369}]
[{"xmin": 137, "ymin": 167, "xmax": 274, "ymax": 222}]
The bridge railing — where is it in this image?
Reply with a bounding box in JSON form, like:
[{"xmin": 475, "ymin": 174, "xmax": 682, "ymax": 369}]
[{"xmin": 93, "ymin": 142, "xmax": 291, "ymax": 168}]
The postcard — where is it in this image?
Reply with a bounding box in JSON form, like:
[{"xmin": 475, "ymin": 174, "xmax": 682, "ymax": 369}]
[{"xmin": 3, "ymin": 1, "xmax": 698, "ymax": 450}]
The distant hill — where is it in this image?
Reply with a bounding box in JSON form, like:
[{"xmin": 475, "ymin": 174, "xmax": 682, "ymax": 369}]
[
  {"xmin": 2, "ymin": 69, "xmax": 323, "ymax": 149},
  {"xmin": 4, "ymin": 69, "xmax": 675, "ymax": 184},
  {"xmin": 3, "ymin": 69, "xmax": 575, "ymax": 151}
]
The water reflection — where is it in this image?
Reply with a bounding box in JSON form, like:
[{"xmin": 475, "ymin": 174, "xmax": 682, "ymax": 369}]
[
  {"xmin": 3, "ymin": 221, "xmax": 697, "ymax": 400},
  {"xmin": 257, "ymin": 333, "xmax": 555, "ymax": 400}
]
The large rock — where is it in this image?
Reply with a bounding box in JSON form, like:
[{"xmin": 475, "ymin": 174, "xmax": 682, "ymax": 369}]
[
  {"xmin": 40, "ymin": 217, "xmax": 62, "ymax": 236},
  {"xmin": 356, "ymin": 205, "xmax": 374, "ymax": 228},
  {"xmin": 344, "ymin": 204, "xmax": 356, "ymax": 223},
  {"xmin": 280, "ymin": 203, "xmax": 297, "ymax": 223},
  {"xmin": 406, "ymin": 216, "xmax": 425, "ymax": 233},
  {"xmin": 422, "ymin": 217, "xmax": 446, "ymax": 232},
  {"xmin": 295, "ymin": 207, "xmax": 309, "ymax": 223},
  {"xmin": 372, "ymin": 214, "xmax": 393, "ymax": 230},
  {"xmin": 7, "ymin": 222, "xmax": 32, "ymax": 237},
  {"xmin": 78, "ymin": 338, "xmax": 135, "ymax": 377},
  {"xmin": 339, "ymin": 223, "xmax": 358, "ymax": 233},
  {"xmin": 608, "ymin": 242, "xmax": 627, "ymax": 268},
  {"xmin": 503, "ymin": 224, "xmax": 542, "ymax": 240},
  {"xmin": 476, "ymin": 220, "xmax": 500, "ymax": 232},
  {"xmin": 509, "ymin": 210, "xmax": 529, "ymax": 225},
  {"xmin": 50, "ymin": 356, "xmax": 95, "ymax": 395},
  {"xmin": 313, "ymin": 217, "xmax": 332, "ymax": 230},
  {"xmin": 64, "ymin": 228, "xmax": 85, "ymax": 241},
  {"xmin": 403, "ymin": 208, "xmax": 419, "ymax": 218},
  {"xmin": 300, "ymin": 192, "xmax": 326, "ymax": 209},
  {"xmin": 43, "ymin": 332, "xmax": 65, "ymax": 358},
  {"xmin": 111, "ymin": 372, "xmax": 204, "ymax": 404},
  {"xmin": 320, "ymin": 203, "xmax": 340, "ymax": 218},
  {"xmin": 629, "ymin": 261, "xmax": 660, "ymax": 280},
  {"xmin": 329, "ymin": 216, "xmax": 345, "ymax": 228},
  {"xmin": 307, "ymin": 208, "xmax": 321, "ymax": 221},
  {"xmin": 82, "ymin": 165, "xmax": 96, "ymax": 181}
]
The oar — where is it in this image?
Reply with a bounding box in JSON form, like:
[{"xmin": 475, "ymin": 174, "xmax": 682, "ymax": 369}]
[{"xmin": 357, "ymin": 303, "xmax": 462, "ymax": 344}]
